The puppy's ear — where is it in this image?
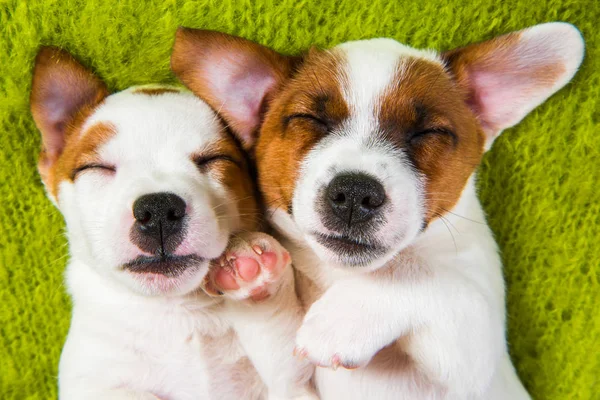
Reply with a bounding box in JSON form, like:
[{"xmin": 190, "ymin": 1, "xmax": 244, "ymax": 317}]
[
  {"xmin": 171, "ymin": 28, "xmax": 298, "ymax": 150},
  {"xmin": 30, "ymin": 46, "xmax": 108, "ymax": 182},
  {"xmin": 442, "ymin": 22, "xmax": 584, "ymax": 149}
]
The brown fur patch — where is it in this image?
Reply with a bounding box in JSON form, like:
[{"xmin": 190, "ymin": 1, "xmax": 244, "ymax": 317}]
[
  {"xmin": 255, "ymin": 49, "xmax": 349, "ymax": 213},
  {"xmin": 133, "ymin": 87, "xmax": 180, "ymax": 96},
  {"xmin": 42, "ymin": 121, "xmax": 117, "ymax": 198},
  {"xmin": 191, "ymin": 134, "xmax": 260, "ymax": 232},
  {"xmin": 379, "ymin": 58, "xmax": 485, "ymax": 223}
]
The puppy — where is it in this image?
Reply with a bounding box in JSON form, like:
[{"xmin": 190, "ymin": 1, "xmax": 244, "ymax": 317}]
[
  {"xmin": 30, "ymin": 47, "xmax": 315, "ymax": 400},
  {"xmin": 172, "ymin": 22, "xmax": 584, "ymax": 399}
]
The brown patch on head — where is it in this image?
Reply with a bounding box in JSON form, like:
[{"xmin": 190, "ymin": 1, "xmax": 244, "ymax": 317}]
[
  {"xmin": 43, "ymin": 121, "xmax": 117, "ymax": 198},
  {"xmin": 379, "ymin": 58, "xmax": 485, "ymax": 223},
  {"xmin": 255, "ymin": 49, "xmax": 350, "ymax": 213},
  {"xmin": 133, "ymin": 87, "xmax": 180, "ymax": 96},
  {"xmin": 191, "ymin": 133, "xmax": 260, "ymax": 232}
]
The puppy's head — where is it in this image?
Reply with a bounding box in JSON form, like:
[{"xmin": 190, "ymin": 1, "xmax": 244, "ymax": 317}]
[
  {"xmin": 172, "ymin": 23, "xmax": 584, "ymax": 270},
  {"xmin": 31, "ymin": 47, "xmax": 258, "ymax": 295}
]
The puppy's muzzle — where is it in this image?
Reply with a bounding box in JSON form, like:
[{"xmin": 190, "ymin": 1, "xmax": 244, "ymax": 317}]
[{"xmin": 131, "ymin": 192, "xmax": 187, "ymax": 255}]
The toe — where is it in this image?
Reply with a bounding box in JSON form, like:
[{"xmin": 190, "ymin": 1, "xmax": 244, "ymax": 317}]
[
  {"xmin": 215, "ymin": 267, "xmax": 239, "ymax": 290},
  {"xmin": 249, "ymin": 287, "xmax": 270, "ymax": 301},
  {"xmin": 260, "ymin": 252, "xmax": 279, "ymax": 273},
  {"xmin": 236, "ymin": 257, "xmax": 260, "ymax": 282}
]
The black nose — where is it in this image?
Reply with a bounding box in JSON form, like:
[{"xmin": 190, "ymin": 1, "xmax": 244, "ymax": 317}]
[
  {"xmin": 131, "ymin": 192, "xmax": 187, "ymax": 255},
  {"xmin": 326, "ymin": 173, "xmax": 385, "ymax": 227}
]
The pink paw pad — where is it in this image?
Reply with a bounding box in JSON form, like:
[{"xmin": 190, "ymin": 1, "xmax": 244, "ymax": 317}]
[{"xmin": 205, "ymin": 237, "xmax": 290, "ymax": 301}]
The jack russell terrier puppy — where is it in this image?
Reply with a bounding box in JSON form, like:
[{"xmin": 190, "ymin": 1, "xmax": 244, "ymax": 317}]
[
  {"xmin": 30, "ymin": 47, "xmax": 316, "ymax": 400},
  {"xmin": 171, "ymin": 22, "xmax": 584, "ymax": 399}
]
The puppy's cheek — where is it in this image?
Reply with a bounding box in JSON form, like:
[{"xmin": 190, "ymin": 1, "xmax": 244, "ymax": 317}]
[
  {"xmin": 291, "ymin": 175, "xmax": 327, "ymax": 234},
  {"xmin": 175, "ymin": 210, "xmax": 230, "ymax": 260}
]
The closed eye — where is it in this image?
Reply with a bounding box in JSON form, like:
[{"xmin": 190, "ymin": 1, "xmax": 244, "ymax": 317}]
[
  {"xmin": 71, "ymin": 164, "xmax": 116, "ymax": 180},
  {"xmin": 284, "ymin": 113, "xmax": 330, "ymax": 130},
  {"xmin": 410, "ymin": 127, "xmax": 458, "ymax": 145},
  {"xmin": 193, "ymin": 154, "xmax": 240, "ymax": 169}
]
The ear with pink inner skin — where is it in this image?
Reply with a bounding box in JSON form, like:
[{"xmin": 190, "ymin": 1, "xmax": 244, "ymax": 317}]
[
  {"xmin": 30, "ymin": 46, "xmax": 108, "ymax": 179},
  {"xmin": 443, "ymin": 22, "xmax": 584, "ymax": 149},
  {"xmin": 171, "ymin": 28, "xmax": 297, "ymax": 150}
]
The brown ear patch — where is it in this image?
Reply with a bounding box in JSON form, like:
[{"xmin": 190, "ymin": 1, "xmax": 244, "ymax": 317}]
[
  {"xmin": 442, "ymin": 30, "xmax": 566, "ymax": 136},
  {"xmin": 171, "ymin": 28, "xmax": 300, "ymax": 149},
  {"xmin": 31, "ymin": 47, "xmax": 109, "ymax": 165},
  {"xmin": 255, "ymin": 49, "xmax": 349, "ymax": 213},
  {"xmin": 379, "ymin": 58, "xmax": 485, "ymax": 223},
  {"xmin": 42, "ymin": 121, "xmax": 117, "ymax": 199}
]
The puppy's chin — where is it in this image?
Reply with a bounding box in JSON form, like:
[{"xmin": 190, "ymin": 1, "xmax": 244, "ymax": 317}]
[
  {"xmin": 305, "ymin": 233, "xmax": 395, "ymax": 272},
  {"xmin": 119, "ymin": 256, "xmax": 210, "ymax": 297}
]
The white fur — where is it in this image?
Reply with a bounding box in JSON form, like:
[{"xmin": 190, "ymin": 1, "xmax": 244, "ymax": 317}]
[
  {"xmin": 54, "ymin": 87, "xmax": 315, "ymax": 399},
  {"xmin": 268, "ymin": 27, "xmax": 583, "ymax": 399}
]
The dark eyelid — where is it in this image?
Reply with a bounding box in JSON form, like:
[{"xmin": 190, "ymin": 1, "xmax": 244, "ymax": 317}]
[
  {"xmin": 412, "ymin": 127, "xmax": 458, "ymax": 145},
  {"xmin": 193, "ymin": 154, "xmax": 241, "ymax": 168},
  {"xmin": 284, "ymin": 113, "xmax": 329, "ymax": 128},
  {"xmin": 71, "ymin": 164, "xmax": 116, "ymax": 180}
]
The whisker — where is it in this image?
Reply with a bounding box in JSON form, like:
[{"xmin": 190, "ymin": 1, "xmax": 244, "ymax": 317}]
[
  {"xmin": 440, "ymin": 208, "xmax": 486, "ymax": 225},
  {"xmin": 434, "ymin": 212, "xmax": 458, "ymax": 254}
]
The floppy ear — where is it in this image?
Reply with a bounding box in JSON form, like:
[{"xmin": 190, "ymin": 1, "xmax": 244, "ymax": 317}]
[
  {"xmin": 30, "ymin": 46, "xmax": 108, "ymax": 181},
  {"xmin": 171, "ymin": 28, "xmax": 297, "ymax": 150},
  {"xmin": 442, "ymin": 22, "xmax": 584, "ymax": 149}
]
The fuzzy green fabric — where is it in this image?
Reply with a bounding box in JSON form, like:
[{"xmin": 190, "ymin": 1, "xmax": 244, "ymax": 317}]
[{"xmin": 1, "ymin": 0, "xmax": 598, "ymax": 399}]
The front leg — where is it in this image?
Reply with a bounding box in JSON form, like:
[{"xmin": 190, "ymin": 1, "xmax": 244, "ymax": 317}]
[
  {"xmin": 295, "ymin": 271, "xmax": 505, "ymax": 397},
  {"xmin": 294, "ymin": 277, "xmax": 402, "ymax": 370},
  {"xmin": 208, "ymin": 232, "xmax": 317, "ymax": 400}
]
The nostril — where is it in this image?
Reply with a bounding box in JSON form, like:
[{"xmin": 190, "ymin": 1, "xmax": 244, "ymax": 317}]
[
  {"xmin": 333, "ymin": 193, "xmax": 346, "ymax": 204},
  {"xmin": 140, "ymin": 211, "xmax": 152, "ymax": 224},
  {"xmin": 167, "ymin": 209, "xmax": 182, "ymax": 221},
  {"xmin": 361, "ymin": 193, "xmax": 385, "ymax": 209},
  {"xmin": 361, "ymin": 196, "xmax": 372, "ymax": 208}
]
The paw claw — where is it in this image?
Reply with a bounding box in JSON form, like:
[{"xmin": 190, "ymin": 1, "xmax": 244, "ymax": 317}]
[
  {"xmin": 252, "ymin": 245, "xmax": 263, "ymax": 255},
  {"xmin": 331, "ymin": 354, "xmax": 341, "ymax": 370},
  {"xmin": 294, "ymin": 347, "xmax": 308, "ymax": 361}
]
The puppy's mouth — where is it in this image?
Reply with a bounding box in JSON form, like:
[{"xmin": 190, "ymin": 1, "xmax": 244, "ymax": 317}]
[
  {"xmin": 312, "ymin": 232, "xmax": 386, "ymax": 266},
  {"xmin": 123, "ymin": 254, "xmax": 204, "ymax": 277}
]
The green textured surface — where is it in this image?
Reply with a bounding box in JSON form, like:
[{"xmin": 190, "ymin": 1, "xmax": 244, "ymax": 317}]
[{"xmin": 0, "ymin": 0, "xmax": 598, "ymax": 399}]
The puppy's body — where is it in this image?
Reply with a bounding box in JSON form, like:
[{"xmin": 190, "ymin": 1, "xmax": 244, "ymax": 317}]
[
  {"xmin": 173, "ymin": 22, "xmax": 583, "ymax": 399},
  {"xmin": 31, "ymin": 48, "xmax": 314, "ymax": 400},
  {"xmin": 61, "ymin": 259, "xmax": 252, "ymax": 400},
  {"xmin": 274, "ymin": 180, "xmax": 523, "ymax": 400}
]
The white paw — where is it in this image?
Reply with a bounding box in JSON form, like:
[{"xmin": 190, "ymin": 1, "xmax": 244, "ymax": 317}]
[
  {"xmin": 294, "ymin": 285, "xmax": 383, "ymax": 370},
  {"xmin": 204, "ymin": 232, "xmax": 291, "ymax": 301}
]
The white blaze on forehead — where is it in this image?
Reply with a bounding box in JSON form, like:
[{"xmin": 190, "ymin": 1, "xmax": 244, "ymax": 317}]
[
  {"xmin": 335, "ymin": 38, "xmax": 442, "ymax": 138},
  {"xmin": 82, "ymin": 87, "xmax": 222, "ymax": 165}
]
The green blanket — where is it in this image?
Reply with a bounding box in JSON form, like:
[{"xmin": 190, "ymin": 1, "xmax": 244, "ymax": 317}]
[{"xmin": 1, "ymin": 0, "xmax": 598, "ymax": 398}]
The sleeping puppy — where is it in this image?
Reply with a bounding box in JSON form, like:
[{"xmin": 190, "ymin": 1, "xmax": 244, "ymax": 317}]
[
  {"xmin": 171, "ymin": 22, "xmax": 584, "ymax": 399},
  {"xmin": 30, "ymin": 47, "xmax": 315, "ymax": 400}
]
